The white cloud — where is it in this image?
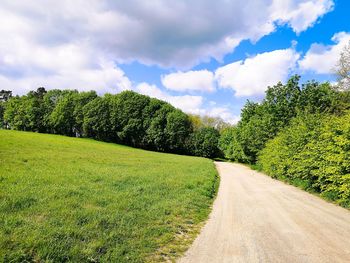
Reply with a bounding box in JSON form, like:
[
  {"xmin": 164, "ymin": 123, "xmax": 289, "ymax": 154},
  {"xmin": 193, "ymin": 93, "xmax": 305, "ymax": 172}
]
[
  {"xmin": 270, "ymin": 0, "xmax": 334, "ymax": 33},
  {"xmin": 161, "ymin": 70, "xmax": 215, "ymax": 92},
  {"xmin": 0, "ymin": 0, "xmax": 333, "ymax": 73},
  {"xmin": 299, "ymin": 32, "xmax": 350, "ymax": 74},
  {"xmin": 215, "ymin": 48, "xmax": 300, "ymax": 97},
  {"xmin": 0, "ymin": 39, "xmax": 131, "ymax": 95},
  {"xmin": 206, "ymin": 107, "xmax": 240, "ymax": 125},
  {"xmin": 136, "ymin": 82, "xmax": 203, "ymax": 113},
  {"xmin": 136, "ymin": 82, "xmax": 239, "ymax": 124}
]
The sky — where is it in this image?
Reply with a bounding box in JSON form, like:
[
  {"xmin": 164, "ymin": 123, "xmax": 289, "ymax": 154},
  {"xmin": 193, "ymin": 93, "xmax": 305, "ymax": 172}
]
[{"xmin": 0, "ymin": 0, "xmax": 349, "ymax": 124}]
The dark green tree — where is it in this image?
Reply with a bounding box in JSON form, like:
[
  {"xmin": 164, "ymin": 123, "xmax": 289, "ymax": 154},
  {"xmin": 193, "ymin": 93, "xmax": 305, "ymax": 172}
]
[
  {"xmin": 165, "ymin": 110, "xmax": 192, "ymax": 153},
  {"xmin": 49, "ymin": 91, "xmax": 78, "ymax": 136},
  {"xmin": 83, "ymin": 96, "xmax": 113, "ymax": 141},
  {"xmin": 189, "ymin": 127, "xmax": 221, "ymax": 158}
]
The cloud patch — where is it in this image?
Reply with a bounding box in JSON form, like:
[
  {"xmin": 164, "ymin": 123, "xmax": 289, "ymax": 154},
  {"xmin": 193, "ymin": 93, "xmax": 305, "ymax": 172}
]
[
  {"xmin": 136, "ymin": 82, "xmax": 239, "ymax": 124},
  {"xmin": 161, "ymin": 70, "xmax": 215, "ymax": 93},
  {"xmin": 215, "ymin": 48, "xmax": 300, "ymax": 97},
  {"xmin": 270, "ymin": 0, "xmax": 334, "ymax": 33},
  {"xmin": 136, "ymin": 82, "xmax": 203, "ymax": 114},
  {"xmin": 299, "ymin": 32, "xmax": 350, "ymax": 74},
  {"xmin": 0, "ymin": 0, "xmax": 334, "ymax": 72}
]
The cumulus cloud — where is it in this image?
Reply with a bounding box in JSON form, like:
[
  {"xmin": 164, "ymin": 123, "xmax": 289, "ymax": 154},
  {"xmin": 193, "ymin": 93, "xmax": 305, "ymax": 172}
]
[
  {"xmin": 136, "ymin": 82, "xmax": 239, "ymax": 124},
  {"xmin": 270, "ymin": 0, "xmax": 334, "ymax": 33},
  {"xmin": 0, "ymin": 0, "xmax": 333, "ymax": 75},
  {"xmin": 161, "ymin": 70, "xmax": 215, "ymax": 93},
  {"xmin": 299, "ymin": 32, "xmax": 350, "ymax": 74},
  {"xmin": 215, "ymin": 48, "xmax": 300, "ymax": 97},
  {"xmin": 0, "ymin": 38, "xmax": 132, "ymax": 95},
  {"xmin": 206, "ymin": 107, "xmax": 241, "ymax": 125},
  {"xmin": 136, "ymin": 82, "xmax": 203, "ymax": 114}
]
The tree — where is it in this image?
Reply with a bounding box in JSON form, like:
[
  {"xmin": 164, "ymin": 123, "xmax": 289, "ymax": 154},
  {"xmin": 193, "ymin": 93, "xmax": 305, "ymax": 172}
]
[
  {"xmin": 336, "ymin": 40, "xmax": 350, "ymax": 90},
  {"xmin": 110, "ymin": 91, "xmax": 150, "ymax": 147},
  {"xmin": 49, "ymin": 91, "xmax": 78, "ymax": 136},
  {"xmin": 0, "ymin": 101, "xmax": 5, "ymax": 128},
  {"xmin": 165, "ymin": 110, "xmax": 192, "ymax": 153},
  {"xmin": 219, "ymin": 126, "xmax": 247, "ymax": 162},
  {"xmin": 73, "ymin": 91, "xmax": 97, "ymax": 136},
  {"xmin": 145, "ymin": 104, "xmax": 174, "ymax": 151},
  {"xmin": 3, "ymin": 88, "xmax": 47, "ymax": 132},
  {"xmin": 189, "ymin": 127, "xmax": 221, "ymax": 158},
  {"xmin": 83, "ymin": 96, "xmax": 113, "ymax": 141},
  {"xmin": 298, "ymin": 81, "xmax": 337, "ymax": 114}
]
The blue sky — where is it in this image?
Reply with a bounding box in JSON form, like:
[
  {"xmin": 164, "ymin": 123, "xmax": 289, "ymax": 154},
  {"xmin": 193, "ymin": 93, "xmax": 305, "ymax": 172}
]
[{"xmin": 0, "ymin": 0, "xmax": 349, "ymax": 123}]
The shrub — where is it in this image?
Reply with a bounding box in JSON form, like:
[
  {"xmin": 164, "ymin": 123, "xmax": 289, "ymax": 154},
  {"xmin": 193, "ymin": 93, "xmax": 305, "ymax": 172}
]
[{"xmin": 258, "ymin": 112, "xmax": 350, "ymax": 207}]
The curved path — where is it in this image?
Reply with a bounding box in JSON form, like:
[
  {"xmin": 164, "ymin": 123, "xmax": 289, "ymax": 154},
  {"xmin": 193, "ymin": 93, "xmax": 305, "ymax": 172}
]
[{"xmin": 179, "ymin": 162, "xmax": 350, "ymax": 263}]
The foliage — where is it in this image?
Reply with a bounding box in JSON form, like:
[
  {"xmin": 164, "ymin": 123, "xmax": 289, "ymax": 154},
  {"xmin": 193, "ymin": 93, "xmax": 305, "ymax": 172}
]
[
  {"xmin": 0, "ymin": 102, "xmax": 4, "ymax": 128},
  {"xmin": 82, "ymin": 96, "xmax": 114, "ymax": 141},
  {"xmin": 221, "ymin": 76, "xmax": 342, "ymax": 163},
  {"xmin": 0, "ymin": 130, "xmax": 218, "ymax": 262},
  {"xmin": 218, "ymin": 126, "xmax": 248, "ymax": 162},
  {"xmin": 4, "ymin": 89, "xmax": 47, "ymax": 132},
  {"xmin": 258, "ymin": 112, "xmax": 350, "ymax": 208},
  {"xmin": 48, "ymin": 90, "xmax": 79, "ymax": 136},
  {"xmin": 2, "ymin": 88, "xmax": 209, "ymax": 157},
  {"xmin": 189, "ymin": 127, "xmax": 222, "ymax": 159}
]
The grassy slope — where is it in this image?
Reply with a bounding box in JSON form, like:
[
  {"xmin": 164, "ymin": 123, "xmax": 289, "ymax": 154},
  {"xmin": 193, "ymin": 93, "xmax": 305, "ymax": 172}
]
[{"xmin": 0, "ymin": 130, "xmax": 218, "ymax": 262}]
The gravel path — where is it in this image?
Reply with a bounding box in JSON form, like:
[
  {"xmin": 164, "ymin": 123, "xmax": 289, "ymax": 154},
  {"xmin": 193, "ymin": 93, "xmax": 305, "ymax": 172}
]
[{"xmin": 179, "ymin": 162, "xmax": 350, "ymax": 263}]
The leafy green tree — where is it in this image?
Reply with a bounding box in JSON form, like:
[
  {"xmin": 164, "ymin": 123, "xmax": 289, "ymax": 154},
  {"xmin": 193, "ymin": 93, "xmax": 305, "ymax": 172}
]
[
  {"xmin": 73, "ymin": 91, "xmax": 97, "ymax": 136},
  {"xmin": 165, "ymin": 110, "xmax": 192, "ymax": 153},
  {"xmin": 0, "ymin": 101, "xmax": 5, "ymax": 128},
  {"xmin": 264, "ymin": 75, "xmax": 301, "ymax": 127},
  {"xmin": 83, "ymin": 96, "xmax": 113, "ymax": 141},
  {"xmin": 298, "ymin": 81, "xmax": 337, "ymax": 114},
  {"xmin": 2, "ymin": 87, "xmax": 222, "ymax": 158},
  {"xmin": 110, "ymin": 91, "xmax": 150, "ymax": 147},
  {"xmin": 145, "ymin": 104, "xmax": 175, "ymax": 151},
  {"xmin": 4, "ymin": 88, "xmax": 47, "ymax": 132},
  {"xmin": 220, "ymin": 75, "xmax": 347, "ymax": 164},
  {"xmin": 189, "ymin": 127, "xmax": 221, "ymax": 158},
  {"xmin": 49, "ymin": 91, "xmax": 78, "ymax": 136}
]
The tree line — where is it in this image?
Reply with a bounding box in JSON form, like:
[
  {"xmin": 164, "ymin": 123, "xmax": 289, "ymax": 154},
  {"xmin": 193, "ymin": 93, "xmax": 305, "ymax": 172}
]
[
  {"xmin": 0, "ymin": 88, "xmax": 223, "ymax": 159},
  {"xmin": 218, "ymin": 43, "xmax": 350, "ymax": 207},
  {"xmin": 218, "ymin": 78, "xmax": 350, "ymax": 207}
]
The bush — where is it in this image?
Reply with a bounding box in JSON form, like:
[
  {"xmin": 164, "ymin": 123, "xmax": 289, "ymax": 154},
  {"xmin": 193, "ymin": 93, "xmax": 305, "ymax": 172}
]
[{"xmin": 258, "ymin": 112, "xmax": 350, "ymax": 207}]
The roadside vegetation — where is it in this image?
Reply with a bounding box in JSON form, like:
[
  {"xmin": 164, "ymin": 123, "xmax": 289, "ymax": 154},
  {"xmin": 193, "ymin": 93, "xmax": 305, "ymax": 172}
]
[
  {"xmin": 219, "ymin": 42, "xmax": 350, "ymax": 208},
  {"xmin": 0, "ymin": 130, "xmax": 218, "ymax": 262}
]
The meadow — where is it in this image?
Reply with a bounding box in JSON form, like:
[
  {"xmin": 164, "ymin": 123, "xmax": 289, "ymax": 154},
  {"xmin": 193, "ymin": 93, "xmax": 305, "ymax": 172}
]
[{"xmin": 0, "ymin": 130, "xmax": 218, "ymax": 262}]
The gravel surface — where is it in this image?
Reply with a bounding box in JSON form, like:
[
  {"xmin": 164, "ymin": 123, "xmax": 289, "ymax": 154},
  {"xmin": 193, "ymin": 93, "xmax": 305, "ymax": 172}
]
[{"xmin": 179, "ymin": 162, "xmax": 350, "ymax": 263}]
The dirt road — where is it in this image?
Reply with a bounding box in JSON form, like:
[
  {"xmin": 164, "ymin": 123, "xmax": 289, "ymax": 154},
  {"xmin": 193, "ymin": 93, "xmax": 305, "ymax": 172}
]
[{"xmin": 179, "ymin": 162, "xmax": 350, "ymax": 263}]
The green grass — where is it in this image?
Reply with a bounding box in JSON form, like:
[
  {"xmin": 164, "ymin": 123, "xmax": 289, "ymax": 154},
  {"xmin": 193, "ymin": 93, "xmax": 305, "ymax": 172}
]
[{"xmin": 0, "ymin": 130, "xmax": 218, "ymax": 262}]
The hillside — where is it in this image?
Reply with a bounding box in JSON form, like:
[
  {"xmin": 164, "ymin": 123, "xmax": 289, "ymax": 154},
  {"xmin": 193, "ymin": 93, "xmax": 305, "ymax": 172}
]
[{"xmin": 0, "ymin": 130, "xmax": 218, "ymax": 262}]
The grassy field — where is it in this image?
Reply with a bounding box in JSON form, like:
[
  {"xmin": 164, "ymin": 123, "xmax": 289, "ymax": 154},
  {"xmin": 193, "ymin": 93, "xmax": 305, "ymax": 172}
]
[{"xmin": 0, "ymin": 130, "xmax": 218, "ymax": 262}]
